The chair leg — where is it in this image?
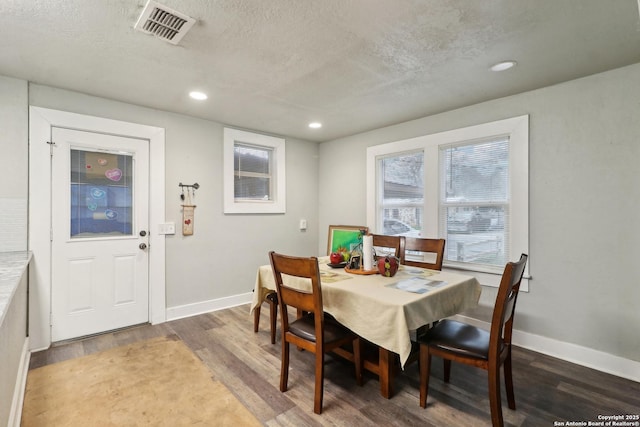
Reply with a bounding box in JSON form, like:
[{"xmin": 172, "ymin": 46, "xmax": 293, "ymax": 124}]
[
  {"xmin": 504, "ymin": 351, "xmax": 516, "ymax": 410},
  {"xmin": 443, "ymin": 359, "xmax": 452, "ymax": 383},
  {"xmin": 280, "ymin": 340, "xmax": 289, "ymax": 393},
  {"xmin": 488, "ymin": 364, "xmax": 504, "ymax": 427},
  {"xmin": 313, "ymin": 351, "xmax": 325, "ymax": 414},
  {"xmin": 353, "ymin": 337, "xmax": 363, "ymax": 386},
  {"xmin": 296, "ymin": 308, "xmax": 305, "ymax": 351},
  {"xmin": 269, "ymin": 298, "xmax": 278, "ymax": 344},
  {"xmin": 419, "ymin": 344, "xmax": 432, "ymax": 408},
  {"xmin": 253, "ymin": 304, "xmax": 261, "ymax": 333}
]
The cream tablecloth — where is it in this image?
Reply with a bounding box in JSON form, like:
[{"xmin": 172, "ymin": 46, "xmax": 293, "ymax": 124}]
[{"xmin": 251, "ymin": 256, "xmax": 481, "ymax": 367}]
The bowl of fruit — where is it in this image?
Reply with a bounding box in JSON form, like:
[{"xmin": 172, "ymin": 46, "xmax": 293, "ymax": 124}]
[{"xmin": 328, "ymin": 250, "xmax": 349, "ymax": 268}]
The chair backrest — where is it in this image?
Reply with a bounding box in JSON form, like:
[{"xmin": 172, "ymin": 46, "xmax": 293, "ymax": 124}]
[
  {"xmin": 269, "ymin": 251, "xmax": 324, "ymax": 335},
  {"xmin": 371, "ymin": 234, "xmax": 406, "ymax": 263},
  {"xmin": 403, "ymin": 237, "xmax": 446, "ymax": 270},
  {"xmin": 489, "ymin": 253, "xmax": 528, "ymax": 357}
]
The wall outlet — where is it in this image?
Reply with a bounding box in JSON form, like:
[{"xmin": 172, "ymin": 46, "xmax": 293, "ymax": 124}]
[{"xmin": 159, "ymin": 222, "xmax": 175, "ymax": 235}]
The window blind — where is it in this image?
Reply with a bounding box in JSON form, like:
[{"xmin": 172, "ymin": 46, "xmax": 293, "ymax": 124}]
[
  {"xmin": 439, "ymin": 137, "xmax": 509, "ymax": 267},
  {"xmin": 234, "ymin": 143, "xmax": 273, "ymax": 201}
]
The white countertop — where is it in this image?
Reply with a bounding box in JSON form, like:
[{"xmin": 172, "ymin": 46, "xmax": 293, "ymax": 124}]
[{"xmin": 0, "ymin": 251, "xmax": 31, "ymax": 325}]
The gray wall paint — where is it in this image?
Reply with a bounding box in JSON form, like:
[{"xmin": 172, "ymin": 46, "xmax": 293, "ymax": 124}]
[
  {"xmin": 27, "ymin": 84, "xmax": 320, "ymax": 308},
  {"xmin": 319, "ymin": 62, "xmax": 640, "ymax": 363},
  {"xmin": 0, "ymin": 76, "xmax": 28, "ymax": 251}
]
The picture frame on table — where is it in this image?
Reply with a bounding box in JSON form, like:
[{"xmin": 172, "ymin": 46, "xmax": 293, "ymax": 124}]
[
  {"xmin": 327, "ymin": 225, "xmax": 368, "ymax": 255},
  {"xmin": 348, "ymin": 255, "xmax": 361, "ymax": 270}
]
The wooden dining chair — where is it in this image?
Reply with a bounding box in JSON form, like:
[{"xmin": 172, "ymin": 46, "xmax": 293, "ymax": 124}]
[
  {"xmin": 371, "ymin": 234, "xmax": 406, "ymax": 263},
  {"xmin": 255, "ymin": 225, "xmax": 369, "ymax": 344},
  {"xmin": 269, "ymin": 251, "xmax": 363, "ymax": 414},
  {"xmin": 417, "ymin": 253, "xmax": 527, "ymax": 427},
  {"xmin": 403, "ymin": 237, "xmax": 446, "ymax": 271}
]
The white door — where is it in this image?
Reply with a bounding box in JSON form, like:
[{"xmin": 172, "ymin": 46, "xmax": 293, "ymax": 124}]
[{"xmin": 51, "ymin": 127, "xmax": 150, "ymax": 342}]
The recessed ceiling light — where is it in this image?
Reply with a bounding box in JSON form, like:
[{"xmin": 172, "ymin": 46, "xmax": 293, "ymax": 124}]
[
  {"xmin": 308, "ymin": 122, "xmax": 322, "ymax": 129},
  {"xmin": 490, "ymin": 61, "xmax": 517, "ymax": 72},
  {"xmin": 189, "ymin": 91, "xmax": 208, "ymax": 100}
]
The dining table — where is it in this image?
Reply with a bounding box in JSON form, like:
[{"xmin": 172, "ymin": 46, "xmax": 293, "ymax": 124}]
[{"xmin": 250, "ymin": 255, "xmax": 481, "ymax": 398}]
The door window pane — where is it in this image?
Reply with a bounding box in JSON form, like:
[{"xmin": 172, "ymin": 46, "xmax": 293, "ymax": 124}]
[{"xmin": 70, "ymin": 149, "xmax": 133, "ymax": 238}]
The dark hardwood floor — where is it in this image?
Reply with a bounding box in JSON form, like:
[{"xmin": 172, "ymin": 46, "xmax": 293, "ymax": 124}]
[{"xmin": 28, "ymin": 305, "xmax": 640, "ymax": 426}]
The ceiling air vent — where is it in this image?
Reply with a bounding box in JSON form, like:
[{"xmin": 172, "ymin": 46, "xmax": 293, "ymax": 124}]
[{"xmin": 134, "ymin": 0, "xmax": 196, "ymax": 45}]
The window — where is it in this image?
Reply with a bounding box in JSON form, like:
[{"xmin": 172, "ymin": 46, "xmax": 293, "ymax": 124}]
[
  {"xmin": 224, "ymin": 128, "xmax": 286, "ymax": 213},
  {"xmin": 440, "ymin": 137, "xmax": 509, "ymax": 268},
  {"xmin": 377, "ymin": 152, "xmax": 424, "ymax": 238},
  {"xmin": 70, "ymin": 149, "xmax": 133, "ymax": 237},
  {"xmin": 234, "ymin": 143, "xmax": 273, "ymax": 201},
  {"xmin": 366, "ymin": 116, "xmax": 529, "ymax": 289}
]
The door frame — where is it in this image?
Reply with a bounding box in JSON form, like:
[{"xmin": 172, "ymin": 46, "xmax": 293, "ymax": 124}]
[{"xmin": 28, "ymin": 107, "xmax": 166, "ymax": 350}]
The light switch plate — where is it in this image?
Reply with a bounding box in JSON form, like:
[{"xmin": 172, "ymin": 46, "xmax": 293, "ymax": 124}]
[
  {"xmin": 158, "ymin": 222, "xmax": 175, "ymax": 235},
  {"xmin": 299, "ymin": 219, "xmax": 307, "ymax": 230}
]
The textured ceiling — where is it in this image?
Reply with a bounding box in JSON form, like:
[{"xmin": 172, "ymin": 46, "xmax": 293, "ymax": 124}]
[{"xmin": 1, "ymin": 0, "xmax": 639, "ymax": 142}]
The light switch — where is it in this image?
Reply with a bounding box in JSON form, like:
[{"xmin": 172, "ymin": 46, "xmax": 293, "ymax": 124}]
[
  {"xmin": 158, "ymin": 222, "xmax": 176, "ymax": 235},
  {"xmin": 299, "ymin": 219, "xmax": 307, "ymax": 230}
]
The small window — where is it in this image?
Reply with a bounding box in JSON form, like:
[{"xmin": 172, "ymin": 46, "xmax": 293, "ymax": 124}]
[{"xmin": 224, "ymin": 128, "xmax": 286, "ymax": 213}]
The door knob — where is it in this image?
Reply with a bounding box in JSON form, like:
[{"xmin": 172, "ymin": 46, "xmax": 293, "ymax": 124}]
[
  {"xmin": 139, "ymin": 230, "xmax": 147, "ymax": 237},
  {"xmin": 139, "ymin": 243, "xmax": 147, "ymax": 250}
]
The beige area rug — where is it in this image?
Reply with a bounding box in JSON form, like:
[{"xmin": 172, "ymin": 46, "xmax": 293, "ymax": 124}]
[{"xmin": 21, "ymin": 336, "xmax": 261, "ymax": 426}]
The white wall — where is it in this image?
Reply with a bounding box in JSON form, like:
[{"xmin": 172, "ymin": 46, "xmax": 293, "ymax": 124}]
[
  {"xmin": 0, "ymin": 76, "xmax": 28, "ymax": 251},
  {"xmin": 319, "ymin": 63, "xmax": 640, "ymax": 364},
  {"xmin": 28, "ymin": 84, "xmax": 320, "ymax": 313}
]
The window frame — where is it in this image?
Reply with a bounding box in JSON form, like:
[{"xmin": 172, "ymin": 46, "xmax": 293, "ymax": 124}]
[
  {"xmin": 223, "ymin": 128, "xmax": 286, "ymax": 214},
  {"xmin": 366, "ymin": 115, "xmax": 529, "ymax": 290}
]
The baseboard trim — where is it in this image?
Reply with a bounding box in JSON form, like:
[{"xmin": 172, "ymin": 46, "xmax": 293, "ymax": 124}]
[
  {"xmin": 166, "ymin": 292, "xmax": 253, "ymax": 322},
  {"xmin": 452, "ymin": 314, "xmax": 640, "ymax": 383},
  {"xmin": 9, "ymin": 338, "xmax": 30, "ymax": 427}
]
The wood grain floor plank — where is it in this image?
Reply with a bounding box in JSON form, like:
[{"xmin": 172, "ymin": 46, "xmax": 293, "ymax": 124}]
[
  {"xmin": 530, "ymin": 358, "xmax": 640, "ymax": 407},
  {"xmin": 29, "ymin": 341, "xmax": 84, "ymax": 369},
  {"xmin": 217, "ymin": 305, "xmax": 377, "ymax": 423},
  {"xmin": 80, "ymin": 331, "xmax": 118, "ymax": 355},
  {"xmin": 166, "ymin": 315, "xmax": 221, "ymax": 351},
  {"xmin": 266, "ymin": 407, "xmax": 324, "ymax": 427},
  {"xmin": 196, "ymin": 346, "xmax": 291, "ymax": 423},
  {"xmin": 557, "ymin": 381, "xmax": 640, "ymax": 414},
  {"xmin": 27, "ymin": 304, "xmax": 640, "ymax": 426}
]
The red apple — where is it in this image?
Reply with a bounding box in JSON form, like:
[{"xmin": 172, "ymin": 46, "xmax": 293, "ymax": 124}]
[{"xmin": 330, "ymin": 252, "xmax": 343, "ymax": 264}]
